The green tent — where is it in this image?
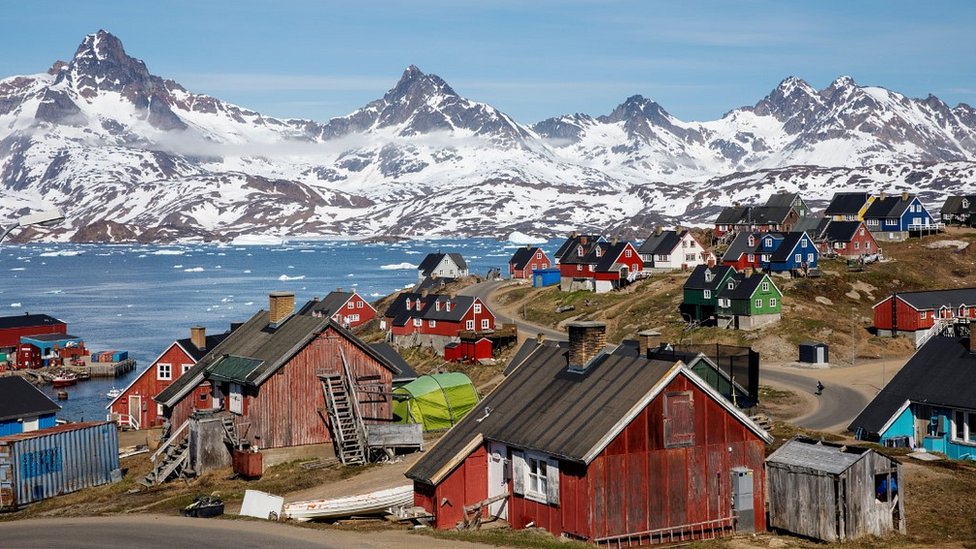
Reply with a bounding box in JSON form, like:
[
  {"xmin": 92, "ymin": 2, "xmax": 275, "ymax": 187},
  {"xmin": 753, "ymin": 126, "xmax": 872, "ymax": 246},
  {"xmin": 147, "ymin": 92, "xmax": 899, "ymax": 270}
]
[{"xmin": 392, "ymin": 373, "xmax": 480, "ymax": 431}]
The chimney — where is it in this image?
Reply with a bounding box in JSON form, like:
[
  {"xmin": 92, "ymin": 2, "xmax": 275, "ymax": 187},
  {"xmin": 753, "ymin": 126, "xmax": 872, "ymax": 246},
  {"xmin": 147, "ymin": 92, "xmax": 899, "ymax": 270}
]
[
  {"xmin": 901, "ymin": 191, "xmax": 909, "ymax": 201},
  {"xmin": 526, "ymin": 244, "xmax": 532, "ymax": 249},
  {"xmin": 335, "ymin": 287, "xmax": 343, "ymax": 293},
  {"xmin": 879, "ymin": 191, "xmax": 886, "ymax": 201},
  {"xmin": 190, "ymin": 326, "xmax": 206, "ymax": 351},
  {"xmin": 637, "ymin": 329, "xmax": 662, "ymax": 357},
  {"xmin": 268, "ymin": 291, "xmax": 295, "ymax": 325},
  {"xmin": 570, "ymin": 231, "xmax": 578, "ymax": 238},
  {"xmin": 536, "ymin": 332, "xmax": 545, "ymax": 344},
  {"xmin": 611, "ymin": 236, "xmax": 619, "ymax": 245},
  {"xmin": 580, "ymin": 236, "xmax": 588, "ymax": 245},
  {"xmin": 421, "ymin": 289, "xmax": 429, "ymax": 298},
  {"xmin": 655, "ymin": 226, "xmax": 663, "ymax": 236},
  {"xmin": 567, "ymin": 321, "xmax": 607, "ymax": 372}
]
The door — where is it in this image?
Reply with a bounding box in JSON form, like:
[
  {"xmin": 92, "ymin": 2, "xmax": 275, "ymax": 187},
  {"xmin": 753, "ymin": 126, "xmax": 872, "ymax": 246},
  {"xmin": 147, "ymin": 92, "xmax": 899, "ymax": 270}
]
[
  {"xmin": 22, "ymin": 417, "xmax": 39, "ymax": 432},
  {"xmin": 816, "ymin": 346, "xmax": 825, "ymax": 363},
  {"xmin": 128, "ymin": 395, "xmax": 141, "ymax": 428},
  {"xmin": 487, "ymin": 441, "xmax": 509, "ymax": 520}
]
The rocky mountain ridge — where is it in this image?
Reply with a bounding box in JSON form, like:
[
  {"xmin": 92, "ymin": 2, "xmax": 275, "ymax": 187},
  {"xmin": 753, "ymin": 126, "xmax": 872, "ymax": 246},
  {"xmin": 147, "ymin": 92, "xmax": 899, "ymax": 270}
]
[{"xmin": 2, "ymin": 30, "xmax": 976, "ymax": 243}]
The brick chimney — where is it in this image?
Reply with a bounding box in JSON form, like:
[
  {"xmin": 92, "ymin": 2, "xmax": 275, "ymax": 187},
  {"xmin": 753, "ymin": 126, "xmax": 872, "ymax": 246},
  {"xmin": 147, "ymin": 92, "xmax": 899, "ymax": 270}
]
[
  {"xmin": 655, "ymin": 225, "xmax": 663, "ymax": 236},
  {"xmin": 190, "ymin": 326, "xmax": 206, "ymax": 351},
  {"xmin": 901, "ymin": 191, "xmax": 909, "ymax": 201},
  {"xmin": 536, "ymin": 332, "xmax": 545, "ymax": 344},
  {"xmin": 567, "ymin": 321, "xmax": 607, "ymax": 372},
  {"xmin": 268, "ymin": 291, "xmax": 295, "ymax": 325},
  {"xmin": 638, "ymin": 329, "xmax": 662, "ymax": 357},
  {"xmin": 879, "ymin": 191, "xmax": 886, "ymax": 201}
]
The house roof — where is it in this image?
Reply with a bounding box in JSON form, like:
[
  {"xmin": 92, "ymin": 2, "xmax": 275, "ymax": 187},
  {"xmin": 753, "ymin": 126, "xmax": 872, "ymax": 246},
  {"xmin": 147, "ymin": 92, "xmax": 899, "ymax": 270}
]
[
  {"xmin": 715, "ymin": 206, "xmax": 750, "ymax": 225},
  {"xmin": 418, "ymin": 253, "xmax": 467, "ymax": 276},
  {"xmin": 769, "ymin": 232, "xmax": 810, "ymax": 262},
  {"xmin": 554, "ymin": 234, "xmax": 604, "ymax": 261},
  {"xmin": 766, "ymin": 438, "xmax": 879, "ymax": 475},
  {"xmin": 0, "ymin": 313, "xmax": 65, "ymax": 331},
  {"xmin": 941, "ymin": 195, "xmax": 976, "ymax": 215},
  {"xmin": 849, "ymin": 335, "xmax": 976, "ymax": 435},
  {"xmin": 175, "ymin": 333, "xmax": 231, "ymax": 362},
  {"xmin": 749, "ymin": 206, "xmax": 794, "ymax": 225},
  {"xmin": 764, "ymin": 193, "xmax": 800, "ymax": 209},
  {"xmin": 558, "ymin": 237, "xmax": 608, "ymax": 265},
  {"xmin": 882, "ymin": 288, "xmax": 976, "ymax": 311},
  {"xmin": 0, "ymin": 377, "xmax": 60, "ymax": 422},
  {"xmin": 683, "ymin": 265, "xmax": 734, "ymax": 291},
  {"xmin": 638, "ymin": 230, "xmax": 684, "ymax": 256},
  {"xmin": 864, "ymin": 195, "xmax": 915, "ymax": 219},
  {"xmin": 794, "ymin": 217, "xmax": 831, "ymax": 240},
  {"xmin": 594, "ymin": 242, "xmax": 634, "ymax": 271},
  {"xmin": 723, "ymin": 232, "xmax": 758, "ymax": 261},
  {"xmin": 21, "ymin": 333, "xmax": 81, "ymax": 342},
  {"xmin": 824, "ymin": 192, "xmax": 871, "ymax": 216},
  {"xmin": 298, "ymin": 291, "xmax": 355, "ymax": 318},
  {"xmin": 822, "ymin": 220, "xmax": 864, "ymax": 243},
  {"xmin": 718, "ymin": 272, "xmax": 771, "ymax": 300},
  {"xmin": 509, "ymin": 247, "xmax": 545, "ymax": 270},
  {"xmin": 369, "ymin": 342, "xmax": 418, "ymax": 383},
  {"xmin": 407, "ymin": 339, "xmax": 771, "ymax": 485},
  {"xmin": 157, "ymin": 303, "xmax": 401, "ymax": 404}
]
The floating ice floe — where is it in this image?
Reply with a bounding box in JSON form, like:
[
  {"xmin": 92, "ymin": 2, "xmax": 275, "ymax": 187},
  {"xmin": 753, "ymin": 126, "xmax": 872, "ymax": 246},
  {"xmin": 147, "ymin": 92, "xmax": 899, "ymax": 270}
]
[
  {"xmin": 232, "ymin": 234, "xmax": 284, "ymax": 246},
  {"xmin": 184, "ymin": 267, "xmax": 205, "ymax": 272},
  {"xmin": 152, "ymin": 249, "xmax": 185, "ymax": 256},
  {"xmin": 243, "ymin": 270, "xmax": 252, "ymax": 274},
  {"xmin": 380, "ymin": 262, "xmax": 417, "ymax": 270},
  {"xmin": 10, "ymin": 303, "xmax": 21, "ymax": 308},
  {"xmin": 44, "ymin": 290, "xmax": 63, "ymax": 294},
  {"xmin": 507, "ymin": 231, "xmax": 545, "ymax": 245},
  {"xmin": 278, "ymin": 274, "xmax": 305, "ymax": 281},
  {"xmin": 10, "ymin": 268, "xmax": 25, "ymax": 271},
  {"xmin": 38, "ymin": 250, "xmax": 84, "ymax": 257},
  {"xmin": 173, "ymin": 264, "xmax": 184, "ymax": 269}
]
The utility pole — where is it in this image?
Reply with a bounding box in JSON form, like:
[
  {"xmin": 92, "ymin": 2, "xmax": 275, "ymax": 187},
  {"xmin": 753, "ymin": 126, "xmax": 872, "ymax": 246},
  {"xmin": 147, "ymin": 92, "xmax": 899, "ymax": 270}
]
[{"xmin": 851, "ymin": 307, "xmax": 856, "ymax": 367}]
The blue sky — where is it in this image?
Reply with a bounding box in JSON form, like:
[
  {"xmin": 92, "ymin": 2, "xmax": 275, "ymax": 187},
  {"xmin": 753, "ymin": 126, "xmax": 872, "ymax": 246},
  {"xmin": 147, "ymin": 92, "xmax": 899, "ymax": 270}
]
[{"xmin": 2, "ymin": 1, "xmax": 974, "ymax": 123}]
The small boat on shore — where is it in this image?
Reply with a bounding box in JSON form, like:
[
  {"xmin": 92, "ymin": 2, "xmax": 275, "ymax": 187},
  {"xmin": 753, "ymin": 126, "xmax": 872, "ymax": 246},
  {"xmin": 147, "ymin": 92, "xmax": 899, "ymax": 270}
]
[
  {"xmin": 106, "ymin": 387, "xmax": 122, "ymax": 400},
  {"xmin": 283, "ymin": 485, "xmax": 413, "ymax": 522},
  {"xmin": 52, "ymin": 372, "xmax": 78, "ymax": 388},
  {"xmin": 57, "ymin": 390, "xmax": 69, "ymax": 400}
]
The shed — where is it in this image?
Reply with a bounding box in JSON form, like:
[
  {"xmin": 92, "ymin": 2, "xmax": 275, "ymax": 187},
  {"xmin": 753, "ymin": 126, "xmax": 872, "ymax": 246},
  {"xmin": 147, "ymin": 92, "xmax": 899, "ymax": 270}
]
[
  {"xmin": 392, "ymin": 373, "xmax": 480, "ymax": 431},
  {"xmin": 798, "ymin": 342, "xmax": 828, "ymax": 365},
  {"xmin": 444, "ymin": 337, "xmax": 492, "ymax": 363},
  {"xmin": 532, "ymin": 268, "xmax": 560, "ymax": 287},
  {"xmin": 766, "ymin": 438, "xmax": 905, "ymax": 542}
]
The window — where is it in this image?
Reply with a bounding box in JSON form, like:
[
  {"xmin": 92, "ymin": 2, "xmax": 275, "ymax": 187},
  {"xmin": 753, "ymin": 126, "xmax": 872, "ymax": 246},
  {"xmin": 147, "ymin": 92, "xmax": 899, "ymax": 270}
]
[
  {"xmin": 474, "ymin": 303, "xmax": 482, "ymax": 314},
  {"xmin": 801, "ymin": 239, "xmax": 807, "ymax": 248},
  {"xmin": 719, "ymin": 298, "xmax": 730, "ymax": 307},
  {"xmin": 595, "ymin": 248, "xmax": 602, "ymax": 257},
  {"xmin": 435, "ymin": 301, "xmax": 441, "ymax": 311},
  {"xmin": 157, "ymin": 363, "xmax": 172, "ymax": 380},
  {"xmin": 747, "ymin": 253, "xmax": 755, "ymax": 262},
  {"xmin": 794, "ymin": 253, "xmax": 801, "ymax": 263},
  {"xmin": 866, "ymin": 241, "xmax": 872, "ymax": 249},
  {"xmin": 481, "ymin": 319, "xmax": 490, "ymax": 330},
  {"xmin": 428, "ymin": 319, "xmax": 436, "ymax": 328},
  {"xmin": 755, "ymin": 298, "xmax": 763, "ymax": 309},
  {"xmin": 466, "ymin": 320, "xmax": 475, "ymax": 330},
  {"xmin": 886, "ymin": 219, "xmax": 897, "ymax": 226},
  {"xmin": 747, "ymin": 236, "xmax": 755, "ymax": 247},
  {"xmin": 625, "ymin": 249, "xmax": 632, "ymax": 258},
  {"xmin": 446, "ymin": 302, "xmax": 452, "ymax": 312},
  {"xmin": 961, "ymin": 306, "xmax": 969, "ymax": 317},
  {"xmin": 357, "ymin": 300, "xmax": 363, "ymax": 309},
  {"xmin": 229, "ymin": 383, "xmax": 243, "ymax": 415},
  {"xmin": 577, "ymin": 245, "xmax": 584, "ymax": 256},
  {"xmin": 536, "ymin": 252, "xmax": 542, "ymax": 259},
  {"xmin": 727, "ymin": 281, "xmax": 735, "ymax": 289},
  {"xmin": 413, "ymin": 318, "xmax": 422, "ymax": 327},
  {"xmin": 589, "ymin": 265, "xmax": 595, "ymax": 272},
  {"xmin": 528, "ymin": 456, "xmax": 548, "ymax": 499},
  {"xmin": 347, "ymin": 301, "xmax": 354, "ymax": 309},
  {"xmin": 867, "ymin": 219, "xmax": 879, "ymax": 226},
  {"xmin": 530, "ymin": 263, "xmax": 536, "ymax": 271},
  {"xmin": 807, "ymin": 253, "xmax": 814, "ymax": 263},
  {"xmin": 854, "ymin": 242, "xmax": 860, "ymax": 249},
  {"xmin": 765, "ymin": 238, "xmax": 773, "ymax": 247},
  {"xmin": 860, "ymin": 228, "xmax": 865, "ymax": 235},
  {"xmin": 513, "ymin": 451, "xmax": 559, "ymax": 504},
  {"xmin": 348, "ymin": 314, "xmax": 359, "ymax": 322},
  {"xmin": 770, "ymin": 298, "xmax": 777, "ymax": 308},
  {"xmin": 664, "ymin": 391, "xmax": 695, "ymax": 447},
  {"xmin": 952, "ymin": 410, "xmax": 976, "ymax": 443},
  {"xmin": 157, "ymin": 403, "xmax": 164, "ymax": 416},
  {"xmin": 181, "ymin": 364, "xmax": 193, "ymax": 374},
  {"xmin": 405, "ymin": 298, "xmax": 412, "ymax": 309},
  {"xmin": 919, "ymin": 311, "xmax": 926, "ymax": 319},
  {"xmin": 703, "ymin": 290, "xmax": 711, "ymax": 299},
  {"xmin": 577, "ymin": 264, "xmax": 583, "ymax": 271},
  {"xmin": 685, "ymin": 253, "xmax": 696, "ymax": 261},
  {"xmin": 761, "ymin": 281, "xmax": 769, "ymax": 292}
]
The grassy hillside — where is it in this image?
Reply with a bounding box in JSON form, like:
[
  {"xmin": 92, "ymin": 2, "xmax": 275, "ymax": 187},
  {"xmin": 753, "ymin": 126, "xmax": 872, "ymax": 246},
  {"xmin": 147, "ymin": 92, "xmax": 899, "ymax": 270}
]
[{"xmin": 496, "ymin": 228, "xmax": 976, "ymax": 364}]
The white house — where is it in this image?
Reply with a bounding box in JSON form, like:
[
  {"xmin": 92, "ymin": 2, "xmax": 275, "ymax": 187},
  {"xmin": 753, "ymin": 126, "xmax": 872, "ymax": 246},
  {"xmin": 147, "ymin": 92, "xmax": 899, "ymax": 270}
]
[{"xmin": 637, "ymin": 228, "xmax": 712, "ymax": 271}]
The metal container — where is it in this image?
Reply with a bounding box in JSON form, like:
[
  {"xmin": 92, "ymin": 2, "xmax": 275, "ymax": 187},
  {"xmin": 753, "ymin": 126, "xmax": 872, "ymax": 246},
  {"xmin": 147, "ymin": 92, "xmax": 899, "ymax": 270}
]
[
  {"xmin": 233, "ymin": 448, "xmax": 263, "ymax": 478},
  {"xmin": 0, "ymin": 422, "xmax": 120, "ymax": 510}
]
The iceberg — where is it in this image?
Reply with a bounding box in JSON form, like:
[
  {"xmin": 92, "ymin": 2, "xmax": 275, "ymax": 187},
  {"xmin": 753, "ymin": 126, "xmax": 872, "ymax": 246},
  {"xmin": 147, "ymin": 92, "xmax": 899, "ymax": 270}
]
[{"xmin": 380, "ymin": 262, "xmax": 417, "ymax": 270}]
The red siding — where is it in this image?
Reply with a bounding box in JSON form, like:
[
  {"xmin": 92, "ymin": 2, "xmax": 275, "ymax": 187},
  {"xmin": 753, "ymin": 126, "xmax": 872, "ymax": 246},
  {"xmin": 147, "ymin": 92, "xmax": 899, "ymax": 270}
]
[
  {"xmin": 873, "ymin": 296, "xmax": 925, "ymax": 332},
  {"xmin": 332, "ymin": 295, "xmax": 376, "ymax": 329},
  {"xmin": 241, "ymin": 326, "xmax": 392, "ymax": 449},
  {"xmin": 169, "ymin": 381, "xmax": 213, "ymax": 428},
  {"xmin": 1, "ymin": 322, "xmax": 67, "ymax": 356},
  {"xmin": 110, "ymin": 343, "xmax": 196, "ymax": 428},
  {"xmin": 387, "ymin": 299, "xmax": 496, "ymax": 338},
  {"xmin": 429, "ymin": 446, "xmax": 489, "ymax": 528}
]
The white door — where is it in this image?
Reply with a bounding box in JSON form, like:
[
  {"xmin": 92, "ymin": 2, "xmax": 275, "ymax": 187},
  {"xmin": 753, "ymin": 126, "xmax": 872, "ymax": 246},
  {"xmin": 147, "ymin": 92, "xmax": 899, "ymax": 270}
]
[
  {"xmin": 487, "ymin": 441, "xmax": 509, "ymax": 520},
  {"xmin": 816, "ymin": 347, "xmax": 825, "ymax": 363}
]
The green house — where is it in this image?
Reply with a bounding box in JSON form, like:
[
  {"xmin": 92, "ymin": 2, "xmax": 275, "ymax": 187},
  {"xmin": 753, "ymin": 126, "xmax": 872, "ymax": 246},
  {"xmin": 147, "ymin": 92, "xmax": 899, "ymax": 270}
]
[
  {"xmin": 716, "ymin": 271, "xmax": 782, "ymax": 330},
  {"xmin": 681, "ymin": 265, "xmax": 736, "ymax": 323}
]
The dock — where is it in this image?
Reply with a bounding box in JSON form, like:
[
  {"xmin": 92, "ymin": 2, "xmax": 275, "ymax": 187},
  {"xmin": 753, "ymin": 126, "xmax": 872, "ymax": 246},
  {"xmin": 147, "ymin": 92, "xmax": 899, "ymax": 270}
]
[{"xmin": 3, "ymin": 359, "xmax": 137, "ymax": 385}]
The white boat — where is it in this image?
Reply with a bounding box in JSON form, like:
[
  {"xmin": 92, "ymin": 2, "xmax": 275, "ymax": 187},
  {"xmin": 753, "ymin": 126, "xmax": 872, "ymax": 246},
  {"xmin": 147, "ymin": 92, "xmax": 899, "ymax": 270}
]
[
  {"xmin": 283, "ymin": 485, "xmax": 413, "ymax": 522},
  {"xmin": 106, "ymin": 387, "xmax": 122, "ymax": 400}
]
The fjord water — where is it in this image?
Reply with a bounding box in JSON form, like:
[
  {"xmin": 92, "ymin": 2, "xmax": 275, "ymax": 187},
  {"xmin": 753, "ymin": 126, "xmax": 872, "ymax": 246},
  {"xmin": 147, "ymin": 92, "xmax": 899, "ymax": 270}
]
[{"xmin": 2, "ymin": 239, "xmax": 534, "ymax": 421}]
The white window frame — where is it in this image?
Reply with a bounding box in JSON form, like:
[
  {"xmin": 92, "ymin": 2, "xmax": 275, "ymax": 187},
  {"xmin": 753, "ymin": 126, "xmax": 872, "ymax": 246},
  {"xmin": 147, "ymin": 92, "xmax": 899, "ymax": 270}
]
[
  {"xmin": 761, "ymin": 281, "xmax": 769, "ymax": 292},
  {"xmin": 536, "ymin": 251, "xmax": 542, "ymax": 259},
  {"xmin": 755, "ymin": 298, "xmax": 762, "ymax": 309},
  {"xmin": 466, "ymin": 320, "xmax": 475, "ymax": 330},
  {"xmin": 807, "ymin": 253, "xmax": 814, "ymax": 263},
  {"xmin": 157, "ymin": 363, "xmax": 172, "ymax": 381},
  {"xmin": 181, "ymin": 363, "xmax": 193, "ymax": 375},
  {"xmin": 919, "ymin": 311, "xmax": 926, "ymax": 319},
  {"xmin": 625, "ymin": 249, "xmax": 632, "ymax": 258},
  {"xmin": 347, "ymin": 301, "xmax": 355, "ymax": 310},
  {"xmin": 795, "ymin": 253, "xmax": 802, "ymax": 263},
  {"xmin": 577, "ymin": 264, "xmax": 583, "ymax": 271},
  {"xmin": 474, "ymin": 303, "xmax": 482, "ymax": 314},
  {"xmin": 357, "ymin": 300, "xmax": 363, "ymax": 309},
  {"xmin": 413, "ymin": 318, "xmax": 422, "ymax": 327},
  {"xmin": 801, "ymin": 239, "xmax": 807, "ymax": 248},
  {"xmin": 481, "ymin": 319, "xmax": 490, "ymax": 330},
  {"xmin": 952, "ymin": 409, "xmax": 976, "ymax": 444},
  {"xmin": 770, "ymin": 298, "xmax": 777, "ymax": 308},
  {"xmin": 428, "ymin": 319, "xmax": 436, "ymax": 328},
  {"xmin": 703, "ymin": 289, "xmax": 711, "ymax": 299}
]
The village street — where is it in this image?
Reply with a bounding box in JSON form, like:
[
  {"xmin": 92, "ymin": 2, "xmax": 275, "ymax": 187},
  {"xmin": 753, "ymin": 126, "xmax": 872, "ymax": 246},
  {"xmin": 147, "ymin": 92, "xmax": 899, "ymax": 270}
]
[
  {"xmin": 465, "ymin": 279, "xmax": 910, "ymax": 434},
  {"xmin": 0, "ymin": 515, "xmax": 493, "ymax": 549}
]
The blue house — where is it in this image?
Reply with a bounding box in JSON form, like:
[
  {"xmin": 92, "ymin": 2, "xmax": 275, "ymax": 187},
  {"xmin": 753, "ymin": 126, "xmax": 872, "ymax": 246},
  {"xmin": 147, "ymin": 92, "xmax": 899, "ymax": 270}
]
[
  {"xmin": 863, "ymin": 192, "xmax": 939, "ymax": 242},
  {"xmin": 0, "ymin": 377, "xmax": 59, "ymax": 436},
  {"xmin": 753, "ymin": 231, "xmax": 818, "ymax": 273},
  {"xmin": 850, "ymin": 334, "xmax": 976, "ymax": 460}
]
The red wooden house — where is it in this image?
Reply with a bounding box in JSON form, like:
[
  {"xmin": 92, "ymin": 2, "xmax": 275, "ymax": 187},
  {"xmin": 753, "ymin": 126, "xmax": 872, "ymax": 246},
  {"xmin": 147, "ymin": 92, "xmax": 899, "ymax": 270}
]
[
  {"xmin": 558, "ymin": 240, "xmax": 644, "ymax": 293},
  {"xmin": 107, "ymin": 326, "xmax": 229, "ymax": 430},
  {"xmin": 407, "ymin": 322, "xmax": 772, "ymax": 543},
  {"xmin": 155, "ymin": 292, "xmax": 406, "ymax": 448},
  {"xmin": 299, "ymin": 289, "xmax": 376, "ymax": 329},
  {"xmin": 509, "ymin": 246, "xmax": 551, "ymax": 279},
  {"xmin": 818, "ymin": 220, "xmax": 880, "ymax": 259},
  {"xmin": 382, "ymin": 293, "xmax": 496, "ymax": 354},
  {"xmin": 873, "ymin": 287, "xmax": 976, "ymax": 344},
  {"xmin": 0, "ymin": 314, "xmax": 66, "ymax": 364}
]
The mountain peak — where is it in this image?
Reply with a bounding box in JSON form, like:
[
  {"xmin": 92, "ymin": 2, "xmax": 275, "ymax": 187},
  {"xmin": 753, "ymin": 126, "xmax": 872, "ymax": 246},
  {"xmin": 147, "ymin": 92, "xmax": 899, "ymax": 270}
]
[
  {"xmin": 388, "ymin": 65, "xmax": 457, "ymax": 101},
  {"xmin": 73, "ymin": 30, "xmax": 128, "ymax": 64},
  {"xmin": 58, "ymin": 30, "xmax": 155, "ymax": 99},
  {"xmin": 827, "ymin": 75, "xmax": 858, "ymax": 91}
]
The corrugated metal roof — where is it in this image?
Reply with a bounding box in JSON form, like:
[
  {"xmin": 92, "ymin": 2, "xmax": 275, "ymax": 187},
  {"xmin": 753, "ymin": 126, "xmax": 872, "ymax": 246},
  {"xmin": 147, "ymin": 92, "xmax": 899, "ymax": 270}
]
[
  {"xmin": 206, "ymin": 355, "xmax": 265, "ymax": 384},
  {"xmin": 0, "ymin": 421, "xmax": 109, "ymax": 443},
  {"xmin": 766, "ymin": 438, "xmax": 867, "ymax": 475}
]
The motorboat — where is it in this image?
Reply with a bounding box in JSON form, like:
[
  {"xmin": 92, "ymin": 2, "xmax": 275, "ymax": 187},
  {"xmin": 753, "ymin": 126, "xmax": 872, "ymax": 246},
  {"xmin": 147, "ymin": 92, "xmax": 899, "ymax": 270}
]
[
  {"xmin": 51, "ymin": 371, "xmax": 78, "ymax": 388},
  {"xmin": 283, "ymin": 485, "xmax": 413, "ymax": 522},
  {"xmin": 106, "ymin": 387, "xmax": 123, "ymax": 400}
]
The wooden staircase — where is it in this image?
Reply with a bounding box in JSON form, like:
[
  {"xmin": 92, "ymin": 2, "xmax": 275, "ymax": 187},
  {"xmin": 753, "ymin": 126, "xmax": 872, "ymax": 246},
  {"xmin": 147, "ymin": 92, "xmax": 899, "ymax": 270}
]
[
  {"xmin": 318, "ymin": 349, "xmax": 368, "ymax": 466},
  {"xmin": 141, "ymin": 419, "xmax": 192, "ymax": 487},
  {"xmin": 220, "ymin": 413, "xmax": 243, "ymax": 449}
]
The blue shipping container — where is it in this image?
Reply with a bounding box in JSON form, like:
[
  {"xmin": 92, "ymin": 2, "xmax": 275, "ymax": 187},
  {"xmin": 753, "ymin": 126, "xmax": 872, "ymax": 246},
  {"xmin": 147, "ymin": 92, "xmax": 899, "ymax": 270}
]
[
  {"xmin": 532, "ymin": 268, "xmax": 561, "ymax": 287},
  {"xmin": 112, "ymin": 351, "xmax": 128, "ymax": 362},
  {"xmin": 0, "ymin": 422, "xmax": 120, "ymax": 510}
]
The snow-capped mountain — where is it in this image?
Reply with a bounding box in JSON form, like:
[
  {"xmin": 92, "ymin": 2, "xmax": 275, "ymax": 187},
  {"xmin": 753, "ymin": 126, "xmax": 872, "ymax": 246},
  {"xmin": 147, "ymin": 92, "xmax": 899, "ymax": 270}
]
[{"xmin": 2, "ymin": 30, "xmax": 976, "ymax": 243}]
